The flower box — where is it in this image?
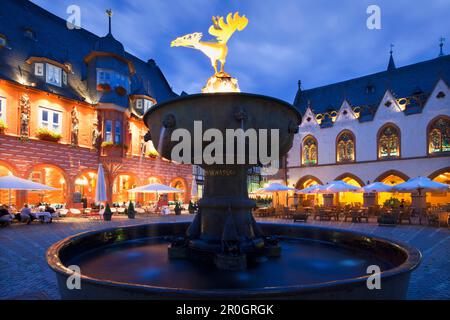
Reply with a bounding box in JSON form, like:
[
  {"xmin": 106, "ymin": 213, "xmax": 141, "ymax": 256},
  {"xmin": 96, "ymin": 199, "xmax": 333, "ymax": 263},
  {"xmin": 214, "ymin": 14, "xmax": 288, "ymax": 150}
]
[
  {"xmin": 36, "ymin": 128, "xmax": 62, "ymax": 142},
  {"xmin": 97, "ymin": 83, "xmax": 111, "ymax": 92}
]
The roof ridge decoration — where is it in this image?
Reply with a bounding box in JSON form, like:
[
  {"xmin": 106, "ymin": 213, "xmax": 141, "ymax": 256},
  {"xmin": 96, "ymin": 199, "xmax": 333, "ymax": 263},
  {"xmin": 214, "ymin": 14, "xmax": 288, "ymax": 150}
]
[{"xmin": 387, "ymin": 44, "xmax": 396, "ymax": 71}]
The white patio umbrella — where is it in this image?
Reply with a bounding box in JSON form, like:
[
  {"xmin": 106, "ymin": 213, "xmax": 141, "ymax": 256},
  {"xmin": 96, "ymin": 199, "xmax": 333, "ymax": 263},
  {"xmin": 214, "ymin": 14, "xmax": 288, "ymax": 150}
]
[
  {"xmin": 252, "ymin": 183, "xmax": 295, "ymax": 206},
  {"xmin": 127, "ymin": 183, "xmax": 185, "ymax": 194},
  {"xmin": 0, "ymin": 174, "xmax": 58, "ymax": 206},
  {"xmin": 296, "ymin": 184, "xmax": 326, "ymax": 207},
  {"xmin": 127, "ymin": 183, "xmax": 185, "ymax": 209},
  {"xmin": 95, "ymin": 164, "xmax": 107, "ymax": 203},
  {"xmin": 253, "ymin": 183, "xmax": 295, "ymax": 194},
  {"xmin": 191, "ymin": 178, "xmax": 198, "ymax": 200},
  {"xmin": 296, "ymin": 184, "xmax": 326, "ymax": 194},
  {"xmin": 391, "ymin": 176, "xmax": 449, "ymax": 195},
  {"xmin": 357, "ymin": 182, "xmax": 393, "ymax": 193},
  {"xmin": 322, "ymin": 180, "xmax": 360, "ymax": 194}
]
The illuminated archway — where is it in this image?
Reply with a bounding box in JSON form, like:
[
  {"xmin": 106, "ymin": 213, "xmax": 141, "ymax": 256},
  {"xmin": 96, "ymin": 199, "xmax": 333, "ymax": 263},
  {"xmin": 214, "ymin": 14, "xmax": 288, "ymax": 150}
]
[
  {"xmin": 0, "ymin": 161, "xmax": 17, "ymax": 206},
  {"xmin": 169, "ymin": 178, "xmax": 187, "ymax": 202},
  {"xmin": 334, "ymin": 173, "xmax": 364, "ymax": 205},
  {"xmin": 375, "ymin": 171, "xmax": 411, "ymax": 206},
  {"xmin": 74, "ymin": 170, "xmax": 98, "ymax": 206},
  {"xmin": 295, "ymin": 175, "xmax": 323, "ymax": 206},
  {"xmin": 112, "ymin": 173, "xmax": 139, "ymax": 204},
  {"xmin": 428, "ymin": 167, "xmax": 450, "ymax": 205},
  {"xmin": 26, "ymin": 164, "xmax": 68, "ymax": 205}
]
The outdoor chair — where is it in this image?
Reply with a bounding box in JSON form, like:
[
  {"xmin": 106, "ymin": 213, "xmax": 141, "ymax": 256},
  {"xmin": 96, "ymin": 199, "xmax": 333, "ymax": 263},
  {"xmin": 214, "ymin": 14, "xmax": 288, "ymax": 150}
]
[
  {"xmin": 314, "ymin": 209, "xmax": 332, "ymax": 221},
  {"xmin": 293, "ymin": 210, "xmax": 309, "ymax": 222}
]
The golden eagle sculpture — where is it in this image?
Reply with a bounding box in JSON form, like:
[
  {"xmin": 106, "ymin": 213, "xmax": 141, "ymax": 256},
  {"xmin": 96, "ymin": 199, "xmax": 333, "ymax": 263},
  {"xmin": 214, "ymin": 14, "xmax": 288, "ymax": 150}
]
[{"xmin": 171, "ymin": 12, "xmax": 248, "ymax": 92}]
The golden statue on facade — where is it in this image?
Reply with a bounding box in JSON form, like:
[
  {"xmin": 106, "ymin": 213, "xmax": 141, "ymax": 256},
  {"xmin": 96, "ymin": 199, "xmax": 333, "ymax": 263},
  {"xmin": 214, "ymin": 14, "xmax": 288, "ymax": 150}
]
[{"xmin": 171, "ymin": 12, "xmax": 249, "ymax": 93}]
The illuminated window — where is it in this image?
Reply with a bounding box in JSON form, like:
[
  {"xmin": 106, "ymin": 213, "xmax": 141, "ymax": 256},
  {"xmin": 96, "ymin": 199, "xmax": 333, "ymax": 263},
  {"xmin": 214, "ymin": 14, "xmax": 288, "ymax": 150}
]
[
  {"xmin": 105, "ymin": 120, "xmax": 113, "ymax": 142},
  {"xmin": 39, "ymin": 107, "xmax": 62, "ymax": 133},
  {"xmin": 378, "ymin": 124, "xmax": 400, "ymax": 159},
  {"xmin": 336, "ymin": 131, "xmax": 355, "ymax": 163},
  {"xmin": 302, "ymin": 136, "xmax": 318, "ymax": 165},
  {"xmin": 0, "ymin": 97, "xmax": 6, "ymax": 121},
  {"xmin": 428, "ymin": 117, "xmax": 450, "ymax": 154},
  {"xmin": 135, "ymin": 99, "xmax": 155, "ymax": 113},
  {"xmin": 62, "ymin": 71, "xmax": 68, "ymax": 85},
  {"xmin": 46, "ymin": 63, "xmax": 62, "ymax": 87},
  {"xmin": 96, "ymin": 68, "xmax": 130, "ymax": 92},
  {"xmin": 114, "ymin": 121, "xmax": 122, "ymax": 144}
]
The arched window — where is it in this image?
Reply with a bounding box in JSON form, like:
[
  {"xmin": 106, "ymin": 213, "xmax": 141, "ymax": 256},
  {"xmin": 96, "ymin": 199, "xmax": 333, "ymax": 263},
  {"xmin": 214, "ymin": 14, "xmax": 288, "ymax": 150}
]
[
  {"xmin": 302, "ymin": 136, "xmax": 318, "ymax": 165},
  {"xmin": 336, "ymin": 131, "xmax": 355, "ymax": 163},
  {"xmin": 378, "ymin": 124, "xmax": 400, "ymax": 159},
  {"xmin": 428, "ymin": 117, "xmax": 450, "ymax": 154}
]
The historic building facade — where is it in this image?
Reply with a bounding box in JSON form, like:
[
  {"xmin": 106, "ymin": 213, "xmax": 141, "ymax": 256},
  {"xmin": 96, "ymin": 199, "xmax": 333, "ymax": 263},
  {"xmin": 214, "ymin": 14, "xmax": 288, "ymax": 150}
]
[
  {"xmin": 0, "ymin": 0, "xmax": 191, "ymax": 207},
  {"xmin": 281, "ymin": 50, "xmax": 450, "ymax": 207}
]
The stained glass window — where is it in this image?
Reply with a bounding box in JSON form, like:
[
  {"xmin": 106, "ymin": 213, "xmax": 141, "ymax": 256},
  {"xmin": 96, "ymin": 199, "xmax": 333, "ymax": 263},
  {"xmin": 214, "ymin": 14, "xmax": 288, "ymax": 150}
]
[
  {"xmin": 378, "ymin": 125, "xmax": 399, "ymax": 158},
  {"xmin": 337, "ymin": 131, "xmax": 355, "ymax": 162},
  {"xmin": 302, "ymin": 137, "xmax": 317, "ymax": 165},
  {"xmin": 429, "ymin": 118, "xmax": 450, "ymax": 154}
]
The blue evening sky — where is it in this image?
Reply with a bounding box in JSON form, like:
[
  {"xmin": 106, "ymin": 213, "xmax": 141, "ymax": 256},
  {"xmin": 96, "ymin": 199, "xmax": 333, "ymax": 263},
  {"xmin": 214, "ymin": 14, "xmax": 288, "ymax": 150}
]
[{"xmin": 31, "ymin": 0, "xmax": 450, "ymax": 102}]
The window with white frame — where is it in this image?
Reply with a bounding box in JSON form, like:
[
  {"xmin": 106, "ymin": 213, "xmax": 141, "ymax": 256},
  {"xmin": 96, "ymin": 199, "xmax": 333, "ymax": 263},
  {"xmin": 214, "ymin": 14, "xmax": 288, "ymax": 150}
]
[
  {"xmin": 105, "ymin": 120, "xmax": 113, "ymax": 142},
  {"xmin": 114, "ymin": 121, "xmax": 122, "ymax": 144},
  {"xmin": 135, "ymin": 98, "xmax": 154, "ymax": 113},
  {"xmin": 46, "ymin": 63, "xmax": 62, "ymax": 87},
  {"xmin": 96, "ymin": 68, "xmax": 130, "ymax": 92},
  {"xmin": 39, "ymin": 107, "xmax": 62, "ymax": 133},
  {"xmin": 0, "ymin": 97, "xmax": 6, "ymax": 121},
  {"xmin": 35, "ymin": 63, "xmax": 44, "ymax": 76}
]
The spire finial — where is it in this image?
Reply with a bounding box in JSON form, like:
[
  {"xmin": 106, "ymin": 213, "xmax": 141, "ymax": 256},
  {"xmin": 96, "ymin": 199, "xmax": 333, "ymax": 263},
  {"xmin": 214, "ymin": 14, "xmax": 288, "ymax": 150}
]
[
  {"xmin": 387, "ymin": 44, "xmax": 396, "ymax": 71},
  {"xmin": 106, "ymin": 9, "xmax": 113, "ymax": 34},
  {"xmin": 439, "ymin": 37, "xmax": 445, "ymax": 57}
]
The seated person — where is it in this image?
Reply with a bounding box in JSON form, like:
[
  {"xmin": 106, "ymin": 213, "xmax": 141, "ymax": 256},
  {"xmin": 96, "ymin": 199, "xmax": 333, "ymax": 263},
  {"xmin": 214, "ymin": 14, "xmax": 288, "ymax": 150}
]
[
  {"xmin": 45, "ymin": 205, "xmax": 56, "ymax": 214},
  {"xmin": 20, "ymin": 204, "xmax": 34, "ymax": 224},
  {"xmin": 0, "ymin": 205, "xmax": 12, "ymax": 226}
]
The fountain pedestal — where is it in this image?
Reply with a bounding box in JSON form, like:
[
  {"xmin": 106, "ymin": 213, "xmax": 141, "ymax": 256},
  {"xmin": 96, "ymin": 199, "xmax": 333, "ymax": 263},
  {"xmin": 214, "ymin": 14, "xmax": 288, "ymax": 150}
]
[{"xmin": 143, "ymin": 93, "xmax": 301, "ymax": 269}]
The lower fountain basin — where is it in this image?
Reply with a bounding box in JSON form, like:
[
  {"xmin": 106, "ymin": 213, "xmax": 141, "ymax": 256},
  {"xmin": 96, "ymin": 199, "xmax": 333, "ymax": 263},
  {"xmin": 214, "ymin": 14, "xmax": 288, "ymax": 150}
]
[{"xmin": 47, "ymin": 222, "xmax": 421, "ymax": 300}]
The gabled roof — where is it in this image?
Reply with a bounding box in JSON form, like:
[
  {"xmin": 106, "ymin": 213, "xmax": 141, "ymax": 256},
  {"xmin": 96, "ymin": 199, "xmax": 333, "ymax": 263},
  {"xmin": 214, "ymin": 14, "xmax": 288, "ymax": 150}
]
[
  {"xmin": 0, "ymin": 0, "xmax": 177, "ymax": 103},
  {"xmin": 294, "ymin": 54, "xmax": 450, "ymax": 122}
]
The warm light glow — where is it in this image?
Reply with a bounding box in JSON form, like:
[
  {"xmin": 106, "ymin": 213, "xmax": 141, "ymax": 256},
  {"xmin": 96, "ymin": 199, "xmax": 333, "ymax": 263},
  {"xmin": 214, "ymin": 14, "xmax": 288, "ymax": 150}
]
[
  {"xmin": 171, "ymin": 12, "xmax": 248, "ymax": 92},
  {"xmin": 202, "ymin": 73, "xmax": 240, "ymax": 93},
  {"xmin": 75, "ymin": 178, "xmax": 88, "ymax": 185}
]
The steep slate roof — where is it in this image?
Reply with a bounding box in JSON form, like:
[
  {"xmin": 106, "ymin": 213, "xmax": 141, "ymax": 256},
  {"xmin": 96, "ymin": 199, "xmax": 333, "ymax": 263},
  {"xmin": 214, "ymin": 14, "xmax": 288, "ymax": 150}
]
[
  {"xmin": 0, "ymin": 0, "xmax": 177, "ymax": 103},
  {"xmin": 294, "ymin": 53, "xmax": 450, "ymax": 124}
]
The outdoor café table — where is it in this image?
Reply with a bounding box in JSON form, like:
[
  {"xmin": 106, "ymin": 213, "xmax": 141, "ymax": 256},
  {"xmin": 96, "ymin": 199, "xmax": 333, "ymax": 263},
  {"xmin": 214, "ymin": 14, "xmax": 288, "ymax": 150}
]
[{"xmin": 32, "ymin": 211, "xmax": 52, "ymax": 223}]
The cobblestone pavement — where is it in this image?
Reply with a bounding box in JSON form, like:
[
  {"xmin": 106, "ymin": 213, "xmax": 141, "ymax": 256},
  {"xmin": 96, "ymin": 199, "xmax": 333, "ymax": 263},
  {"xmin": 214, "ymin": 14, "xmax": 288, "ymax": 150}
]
[{"xmin": 0, "ymin": 215, "xmax": 448, "ymax": 299}]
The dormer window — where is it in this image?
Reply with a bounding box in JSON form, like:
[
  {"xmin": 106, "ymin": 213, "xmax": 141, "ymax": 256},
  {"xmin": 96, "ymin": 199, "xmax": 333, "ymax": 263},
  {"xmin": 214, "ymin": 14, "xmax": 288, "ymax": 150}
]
[
  {"xmin": 46, "ymin": 63, "xmax": 62, "ymax": 87},
  {"xmin": 96, "ymin": 68, "xmax": 130, "ymax": 93},
  {"xmin": 135, "ymin": 98, "xmax": 154, "ymax": 113},
  {"xmin": 366, "ymin": 84, "xmax": 375, "ymax": 94},
  {"xmin": 24, "ymin": 28, "xmax": 36, "ymax": 40}
]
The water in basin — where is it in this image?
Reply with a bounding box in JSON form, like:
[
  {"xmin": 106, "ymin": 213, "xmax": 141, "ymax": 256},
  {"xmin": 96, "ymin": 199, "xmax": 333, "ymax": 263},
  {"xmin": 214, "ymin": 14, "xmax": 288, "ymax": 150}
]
[{"xmin": 68, "ymin": 237, "xmax": 393, "ymax": 290}]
